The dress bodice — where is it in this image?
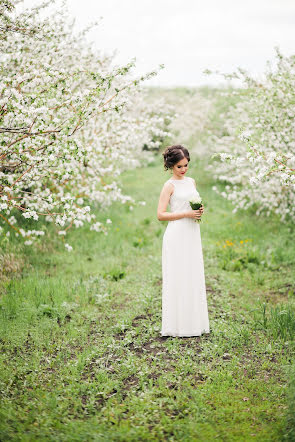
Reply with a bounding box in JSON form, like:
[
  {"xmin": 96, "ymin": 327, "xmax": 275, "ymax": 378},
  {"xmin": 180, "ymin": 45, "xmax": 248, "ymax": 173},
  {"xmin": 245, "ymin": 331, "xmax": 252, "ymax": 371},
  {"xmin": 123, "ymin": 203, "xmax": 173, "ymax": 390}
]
[{"xmin": 167, "ymin": 176, "xmax": 201, "ymax": 214}]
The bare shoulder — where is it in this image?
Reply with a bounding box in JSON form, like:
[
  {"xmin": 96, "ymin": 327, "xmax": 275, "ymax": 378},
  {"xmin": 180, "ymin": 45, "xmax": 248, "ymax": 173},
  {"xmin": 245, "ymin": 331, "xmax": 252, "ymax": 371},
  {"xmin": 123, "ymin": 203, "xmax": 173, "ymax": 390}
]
[
  {"xmin": 164, "ymin": 179, "xmax": 174, "ymax": 187},
  {"xmin": 162, "ymin": 179, "xmax": 174, "ymax": 193}
]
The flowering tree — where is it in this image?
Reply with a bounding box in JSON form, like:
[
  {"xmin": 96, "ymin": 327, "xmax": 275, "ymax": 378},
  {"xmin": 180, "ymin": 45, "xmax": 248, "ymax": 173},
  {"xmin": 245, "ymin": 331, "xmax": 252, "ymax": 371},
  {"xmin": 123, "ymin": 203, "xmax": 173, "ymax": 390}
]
[
  {"xmin": 204, "ymin": 47, "xmax": 295, "ymax": 222},
  {"xmin": 0, "ymin": 0, "xmax": 173, "ymax": 249},
  {"xmin": 146, "ymin": 87, "xmax": 212, "ymax": 156}
]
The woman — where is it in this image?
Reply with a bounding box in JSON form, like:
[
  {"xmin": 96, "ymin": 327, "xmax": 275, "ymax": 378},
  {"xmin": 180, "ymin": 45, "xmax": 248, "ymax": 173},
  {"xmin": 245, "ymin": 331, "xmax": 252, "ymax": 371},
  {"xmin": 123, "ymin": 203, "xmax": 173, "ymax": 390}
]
[{"xmin": 157, "ymin": 145, "xmax": 210, "ymax": 337}]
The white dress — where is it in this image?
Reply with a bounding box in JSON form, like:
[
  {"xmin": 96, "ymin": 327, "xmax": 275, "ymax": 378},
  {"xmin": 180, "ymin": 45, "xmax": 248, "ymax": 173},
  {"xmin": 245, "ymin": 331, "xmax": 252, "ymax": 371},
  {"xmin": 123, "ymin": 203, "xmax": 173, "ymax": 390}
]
[{"xmin": 160, "ymin": 176, "xmax": 210, "ymax": 337}]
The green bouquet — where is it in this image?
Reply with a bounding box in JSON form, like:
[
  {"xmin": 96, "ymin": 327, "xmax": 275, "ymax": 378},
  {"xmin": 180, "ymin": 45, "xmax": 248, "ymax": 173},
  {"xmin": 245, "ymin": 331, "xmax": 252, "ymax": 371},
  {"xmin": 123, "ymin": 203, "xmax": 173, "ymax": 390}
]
[{"xmin": 189, "ymin": 195, "xmax": 203, "ymax": 223}]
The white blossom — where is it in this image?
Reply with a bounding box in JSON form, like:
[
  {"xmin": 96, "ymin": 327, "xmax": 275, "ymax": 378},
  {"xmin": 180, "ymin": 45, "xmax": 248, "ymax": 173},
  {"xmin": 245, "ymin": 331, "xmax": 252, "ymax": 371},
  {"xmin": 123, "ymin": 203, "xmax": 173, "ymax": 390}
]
[
  {"xmin": 206, "ymin": 47, "xmax": 295, "ymax": 223},
  {"xmin": 65, "ymin": 243, "xmax": 73, "ymax": 252},
  {"xmin": 0, "ymin": 0, "xmax": 174, "ymax": 245}
]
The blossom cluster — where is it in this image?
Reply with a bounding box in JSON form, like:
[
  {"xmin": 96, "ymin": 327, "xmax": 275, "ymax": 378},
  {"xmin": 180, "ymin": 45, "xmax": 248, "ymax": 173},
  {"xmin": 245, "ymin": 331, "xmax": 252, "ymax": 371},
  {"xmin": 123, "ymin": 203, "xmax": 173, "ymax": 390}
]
[
  {"xmin": 147, "ymin": 88, "xmax": 212, "ymax": 155},
  {"xmin": 0, "ymin": 0, "xmax": 175, "ymax": 248},
  {"xmin": 205, "ymin": 47, "xmax": 295, "ymax": 223}
]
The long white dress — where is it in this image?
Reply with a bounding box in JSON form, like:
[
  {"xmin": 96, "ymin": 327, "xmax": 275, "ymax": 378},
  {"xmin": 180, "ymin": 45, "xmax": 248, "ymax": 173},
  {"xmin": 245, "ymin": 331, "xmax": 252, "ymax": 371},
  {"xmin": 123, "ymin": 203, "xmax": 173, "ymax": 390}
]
[{"xmin": 160, "ymin": 176, "xmax": 210, "ymax": 337}]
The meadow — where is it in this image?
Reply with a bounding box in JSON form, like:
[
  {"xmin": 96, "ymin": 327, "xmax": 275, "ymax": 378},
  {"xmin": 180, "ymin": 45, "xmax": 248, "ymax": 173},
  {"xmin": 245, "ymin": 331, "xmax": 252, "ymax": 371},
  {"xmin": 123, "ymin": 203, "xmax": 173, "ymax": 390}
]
[
  {"xmin": 1, "ymin": 146, "xmax": 294, "ymax": 441},
  {"xmin": 2, "ymin": 1, "xmax": 295, "ymax": 439}
]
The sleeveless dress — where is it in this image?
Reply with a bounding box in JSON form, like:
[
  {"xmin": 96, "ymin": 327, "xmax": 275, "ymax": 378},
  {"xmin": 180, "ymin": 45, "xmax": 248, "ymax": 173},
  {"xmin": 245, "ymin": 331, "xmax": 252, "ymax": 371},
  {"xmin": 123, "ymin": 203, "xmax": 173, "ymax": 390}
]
[{"xmin": 160, "ymin": 176, "xmax": 210, "ymax": 337}]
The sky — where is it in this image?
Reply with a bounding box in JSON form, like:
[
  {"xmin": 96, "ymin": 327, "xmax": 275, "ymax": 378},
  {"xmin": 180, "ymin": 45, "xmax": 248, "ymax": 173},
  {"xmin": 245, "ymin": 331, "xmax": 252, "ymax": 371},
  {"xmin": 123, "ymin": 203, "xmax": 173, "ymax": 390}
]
[{"xmin": 22, "ymin": 0, "xmax": 295, "ymax": 87}]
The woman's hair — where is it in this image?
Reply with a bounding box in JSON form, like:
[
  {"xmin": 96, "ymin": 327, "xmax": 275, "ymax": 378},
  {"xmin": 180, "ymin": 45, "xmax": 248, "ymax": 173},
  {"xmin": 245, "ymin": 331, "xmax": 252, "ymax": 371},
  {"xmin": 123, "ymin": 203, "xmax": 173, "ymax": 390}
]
[{"xmin": 162, "ymin": 145, "xmax": 190, "ymax": 171}]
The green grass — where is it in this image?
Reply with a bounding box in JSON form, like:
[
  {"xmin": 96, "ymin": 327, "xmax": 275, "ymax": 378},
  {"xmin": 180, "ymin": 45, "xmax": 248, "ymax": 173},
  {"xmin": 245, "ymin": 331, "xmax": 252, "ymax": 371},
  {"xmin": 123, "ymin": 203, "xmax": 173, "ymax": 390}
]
[{"xmin": 0, "ymin": 154, "xmax": 294, "ymax": 441}]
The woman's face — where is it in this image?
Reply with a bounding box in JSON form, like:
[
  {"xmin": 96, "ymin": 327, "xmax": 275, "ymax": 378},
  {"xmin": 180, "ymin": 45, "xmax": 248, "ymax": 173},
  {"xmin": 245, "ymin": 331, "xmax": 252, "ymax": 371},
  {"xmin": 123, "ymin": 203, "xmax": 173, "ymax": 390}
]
[{"xmin": 172, "ymin": 157, "xmax": 189, "ymax": 178}]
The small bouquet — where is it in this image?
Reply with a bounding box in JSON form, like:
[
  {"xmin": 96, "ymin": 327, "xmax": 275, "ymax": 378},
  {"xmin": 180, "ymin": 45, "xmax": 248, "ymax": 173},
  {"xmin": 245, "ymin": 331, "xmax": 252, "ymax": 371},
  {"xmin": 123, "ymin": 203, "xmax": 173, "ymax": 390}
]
[{"xmin": 189, "ymin": 195, "xmax": 203, "ymax": 223}]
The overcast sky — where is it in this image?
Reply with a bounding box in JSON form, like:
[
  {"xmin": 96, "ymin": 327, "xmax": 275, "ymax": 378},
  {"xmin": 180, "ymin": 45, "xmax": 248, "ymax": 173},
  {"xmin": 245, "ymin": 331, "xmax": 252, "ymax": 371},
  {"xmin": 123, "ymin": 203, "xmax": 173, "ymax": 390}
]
[{"xmin": 23, "ymin": 0, "xmax": 295, "ymax": 87}]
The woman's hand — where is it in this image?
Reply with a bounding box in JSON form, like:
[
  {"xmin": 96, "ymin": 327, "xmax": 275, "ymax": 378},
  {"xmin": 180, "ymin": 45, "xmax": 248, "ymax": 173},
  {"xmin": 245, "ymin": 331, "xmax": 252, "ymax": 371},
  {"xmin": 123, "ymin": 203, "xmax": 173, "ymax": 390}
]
[{"xmin": 185, "ymin": 205, "xmax": 204, "ymax": 220}]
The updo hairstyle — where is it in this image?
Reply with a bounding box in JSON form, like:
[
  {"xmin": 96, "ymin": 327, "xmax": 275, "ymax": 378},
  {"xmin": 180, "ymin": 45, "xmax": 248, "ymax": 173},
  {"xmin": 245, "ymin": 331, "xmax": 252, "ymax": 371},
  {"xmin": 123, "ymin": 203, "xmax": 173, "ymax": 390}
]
[{"xmin": 162, "ymin": 145, "xmax": 190, "ymax": 171}]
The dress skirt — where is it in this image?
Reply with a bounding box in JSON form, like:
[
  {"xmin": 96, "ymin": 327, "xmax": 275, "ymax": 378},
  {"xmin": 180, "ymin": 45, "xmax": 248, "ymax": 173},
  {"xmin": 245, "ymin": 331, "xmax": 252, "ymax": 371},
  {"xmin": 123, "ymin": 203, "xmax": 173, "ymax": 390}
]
[{"xmin": 161, "ymin": 217, "xmax": 210, "ymax": 337}]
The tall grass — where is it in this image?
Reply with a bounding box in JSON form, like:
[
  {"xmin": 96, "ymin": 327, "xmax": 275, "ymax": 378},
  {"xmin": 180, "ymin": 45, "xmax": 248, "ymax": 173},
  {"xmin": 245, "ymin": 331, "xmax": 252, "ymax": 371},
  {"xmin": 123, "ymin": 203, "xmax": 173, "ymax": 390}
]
[
  {"xmin": 253, "ymin": 301, "xmax": 295, "ymax": 341},
  {"xmin": 0, "ymin": 122, "xmax": 294, "ymax": 440},
  {"xmin": 285, "ymin": 363, "xmax": 295, "ymax": 441}
]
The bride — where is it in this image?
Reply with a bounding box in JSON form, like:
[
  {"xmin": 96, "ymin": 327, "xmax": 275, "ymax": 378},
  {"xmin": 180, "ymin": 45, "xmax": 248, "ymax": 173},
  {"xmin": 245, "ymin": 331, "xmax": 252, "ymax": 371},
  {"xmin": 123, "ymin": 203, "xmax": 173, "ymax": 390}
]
[{"xmin": 157, "ymin": 145, "xmax": 210, "ymax": 337}]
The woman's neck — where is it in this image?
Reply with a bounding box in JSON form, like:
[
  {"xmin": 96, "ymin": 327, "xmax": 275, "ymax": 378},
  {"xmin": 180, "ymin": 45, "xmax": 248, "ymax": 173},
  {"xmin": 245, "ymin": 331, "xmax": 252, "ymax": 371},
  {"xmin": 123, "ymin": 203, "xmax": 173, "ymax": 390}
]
[{"xmin": 172, "ymin": 175, "xmax": 185, "ymax": 180}]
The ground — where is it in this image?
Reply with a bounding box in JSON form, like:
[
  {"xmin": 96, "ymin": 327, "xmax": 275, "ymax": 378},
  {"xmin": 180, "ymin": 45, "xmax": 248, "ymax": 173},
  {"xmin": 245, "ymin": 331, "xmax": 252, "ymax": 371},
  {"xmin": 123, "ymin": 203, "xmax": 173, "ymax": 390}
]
[{"xmin": 0, "ymin": 154, "xmax": 294, "ymax": 441}]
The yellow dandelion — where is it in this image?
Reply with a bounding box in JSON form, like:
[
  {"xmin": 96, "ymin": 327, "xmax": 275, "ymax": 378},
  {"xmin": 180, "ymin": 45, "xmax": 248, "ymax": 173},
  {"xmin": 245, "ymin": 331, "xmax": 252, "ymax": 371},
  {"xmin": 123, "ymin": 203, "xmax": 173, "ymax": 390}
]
[{"xmin": 240, "ymin": 240, "xmax": 244, "ymax": 244}]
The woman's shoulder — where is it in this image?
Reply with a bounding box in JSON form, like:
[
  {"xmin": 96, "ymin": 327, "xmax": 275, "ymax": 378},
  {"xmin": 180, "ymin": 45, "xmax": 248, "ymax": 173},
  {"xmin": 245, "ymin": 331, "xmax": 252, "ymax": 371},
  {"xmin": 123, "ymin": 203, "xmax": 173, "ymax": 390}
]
[
  {"xmin": 162, "ymin": 179, "xmax": 175, "ymax": 192},
  {"xmin": 164, "ymin": 178, "xmax": 174, "ymax": 186},
  {"xmin": 187, "ymin": 176, "xmax": 196, "ymax": 186}
]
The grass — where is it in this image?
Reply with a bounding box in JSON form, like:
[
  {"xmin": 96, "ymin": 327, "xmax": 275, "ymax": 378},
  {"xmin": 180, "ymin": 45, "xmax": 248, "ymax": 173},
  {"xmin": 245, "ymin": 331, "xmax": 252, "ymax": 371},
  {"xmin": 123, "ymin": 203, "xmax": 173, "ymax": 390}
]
[{"xmin": 0, "ymin": 153, "xmax": 295, "ymax": 441}]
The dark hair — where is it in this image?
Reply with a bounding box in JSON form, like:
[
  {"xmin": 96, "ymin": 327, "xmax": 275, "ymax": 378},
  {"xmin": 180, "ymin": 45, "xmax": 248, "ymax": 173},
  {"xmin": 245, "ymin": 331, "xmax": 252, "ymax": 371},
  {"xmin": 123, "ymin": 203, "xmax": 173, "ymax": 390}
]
[{"xmin": 162, "ymin": 145, "xmax": 190, "ymax": 171}]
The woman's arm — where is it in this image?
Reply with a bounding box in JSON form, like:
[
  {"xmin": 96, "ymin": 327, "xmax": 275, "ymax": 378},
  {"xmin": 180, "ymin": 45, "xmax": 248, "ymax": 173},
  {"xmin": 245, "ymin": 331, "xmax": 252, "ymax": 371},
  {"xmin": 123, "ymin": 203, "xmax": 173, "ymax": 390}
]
[{"xmin": 157, "ymin": 182, "xmax": 202, "ymax": 221}]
